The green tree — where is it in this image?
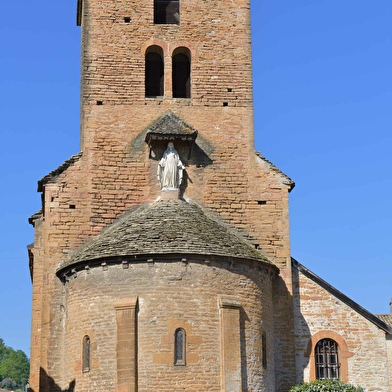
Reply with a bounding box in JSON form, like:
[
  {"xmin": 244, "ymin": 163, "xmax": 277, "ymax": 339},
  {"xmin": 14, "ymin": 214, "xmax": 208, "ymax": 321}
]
[
  {"xmin": 0, "ymin": 339, "xmax": 29, "ymax": 390},
  {"xmin": 0, "ymin": 339, "xmax": 11, "ymax": 363},
  {"xmin": 288, "ymin": 379, "xmax": 365, "ymax": 392}
]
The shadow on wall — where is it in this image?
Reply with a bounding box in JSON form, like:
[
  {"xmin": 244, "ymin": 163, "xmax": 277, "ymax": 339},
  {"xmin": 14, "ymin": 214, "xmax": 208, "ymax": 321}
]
[
  {"xmin": 240, "ymin": 307, "xmax": 250, "ymax": 391},
  {"xmin": 273, "ymin": 273, "xmax": 311, "ymax": 391},
  {"xmin": 28, "ymin": 368, "xmax": 75, "ymax": 392},
  {"xmin": 291, "ymin": 266, "xmax": 311, "ymax": 384}
]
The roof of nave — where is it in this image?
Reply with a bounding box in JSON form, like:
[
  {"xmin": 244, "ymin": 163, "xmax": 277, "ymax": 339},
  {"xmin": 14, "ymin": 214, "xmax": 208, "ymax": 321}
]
[
  {"xmin": 58, "ymin": 198, "xmax": 274, "ymax": 271},
  {"xmin": 376, "ymin": 314, "xmax": 392, "ymax": 328},
  {"xmin": 293, "ymin": 258, "xmax": 392, "ymax": 335},
  {"xmin": 255, "ymin": 151, "xmax": 295, "ymax": 191}
]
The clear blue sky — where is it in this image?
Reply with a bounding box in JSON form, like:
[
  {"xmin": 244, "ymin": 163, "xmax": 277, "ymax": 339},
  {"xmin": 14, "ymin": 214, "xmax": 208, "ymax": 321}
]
[{"xmin": 0, "ymin": 0, "xmax": 391, "ymax": 357}]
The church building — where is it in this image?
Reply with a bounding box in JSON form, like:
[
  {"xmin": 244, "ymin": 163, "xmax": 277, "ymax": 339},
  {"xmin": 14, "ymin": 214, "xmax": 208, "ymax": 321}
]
[{"xmin": 28, "ymin": 0, "xmax": 392, "ymax": 391}]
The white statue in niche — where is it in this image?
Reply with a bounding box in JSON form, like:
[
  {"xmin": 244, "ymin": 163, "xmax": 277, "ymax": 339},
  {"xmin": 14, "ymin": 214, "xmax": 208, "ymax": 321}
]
[{"xmin": 157, "ymin": 142, "xmax": 185, "ymax": 189}]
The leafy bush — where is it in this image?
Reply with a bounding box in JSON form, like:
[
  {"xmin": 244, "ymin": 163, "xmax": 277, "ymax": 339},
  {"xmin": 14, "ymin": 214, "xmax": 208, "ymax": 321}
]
[
  {"xmin": 288, "ymin": 379, "xmax": 365, "ymax": 392},
  {"xmin": 0, "ymin": 377, "xmax": 17, "ymax": 389}
]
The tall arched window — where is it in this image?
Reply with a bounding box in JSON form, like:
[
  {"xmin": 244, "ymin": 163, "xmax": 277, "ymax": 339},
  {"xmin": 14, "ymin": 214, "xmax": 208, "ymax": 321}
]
[
  {"xmin": 145, "ymin": 46, "xmax": 164, "ymax": 98},
  {"xmin": 82, "ymin": 335, "xmax": 91, "ymax": 372},
  {"xmin": 154, "ymin": 0, "xmax": 180, "ymax": 24},
  {"xmin": 174, "ymin": 328, "xmax": 186, "ymax": 365},
  {"xmin": 172, "ymin": 48, "xmax": 191, "ymax": 98},
  {"xmin": 315, "ymin": 338, "xmax": 340, "ymax": 380}
]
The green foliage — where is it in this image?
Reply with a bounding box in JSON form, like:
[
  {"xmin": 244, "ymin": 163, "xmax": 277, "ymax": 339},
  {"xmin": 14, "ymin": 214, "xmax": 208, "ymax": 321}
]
[
  {"xmin": 288, "ymin": 379, "xmax": 365, "ymax": 392},
  {"xmin": 0, "ymin": 339, "xmax": 29, "ymax": 390},
  {"xmin": 0, "ymin": 378, "xmax": 17, "ymax": 390}
]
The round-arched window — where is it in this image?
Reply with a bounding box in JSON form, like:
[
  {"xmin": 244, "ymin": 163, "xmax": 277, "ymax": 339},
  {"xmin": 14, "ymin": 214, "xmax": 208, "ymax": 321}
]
[{"xmin": 315, "ymin": 338, "xmax": 340, "ymax": 380}]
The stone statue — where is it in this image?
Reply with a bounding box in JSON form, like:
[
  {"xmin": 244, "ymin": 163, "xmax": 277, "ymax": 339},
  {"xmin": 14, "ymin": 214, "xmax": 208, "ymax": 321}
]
[{"xmin": 157, "ymin": 142, "xmax": 185, "ymax": 189}]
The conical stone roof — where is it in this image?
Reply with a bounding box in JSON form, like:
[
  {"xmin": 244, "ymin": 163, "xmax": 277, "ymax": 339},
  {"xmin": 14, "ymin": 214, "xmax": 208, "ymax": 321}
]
[{"xmin": 58, "ymin": 199, "xmax": 272, "ymax": 271}]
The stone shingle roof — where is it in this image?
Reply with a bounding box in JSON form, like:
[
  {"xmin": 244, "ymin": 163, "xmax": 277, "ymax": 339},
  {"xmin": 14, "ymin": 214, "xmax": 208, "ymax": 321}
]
[
  {"xmin": 58, "ymin": 199, "xmax": 272, "ymax": 271},
  {"xmin": 144, "ymin": 111, "xmax": 198, "ymax": 145}
]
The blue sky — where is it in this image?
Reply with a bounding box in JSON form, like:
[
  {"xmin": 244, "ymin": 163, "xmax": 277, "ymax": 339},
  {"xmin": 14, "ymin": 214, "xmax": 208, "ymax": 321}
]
[{"xmin": 0, "ymin": 1, "xmax": 391, "ymax": 357}]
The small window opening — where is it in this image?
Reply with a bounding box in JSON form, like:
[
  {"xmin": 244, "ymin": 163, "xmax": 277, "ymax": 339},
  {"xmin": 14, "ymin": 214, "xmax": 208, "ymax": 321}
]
[
  {"xmin": 254, "ymin": 244, "xmax": 260, "ymax": 249},
  {"xmin": 172, "ymin": 48, "xmax": 191, "ymax": 98},
  {"xmin": 96, "ymin": 100, "xmax": 103, "ymax": 105},
  {"xmin": 69, "ymin": 204, "xmax": 76, "ymax": 209},
  {"xmin": 124, "ymin": 17, "xmax": 131, "ymax": 23},
  {"xmin": 257, "ymin": 200, "xmax": 267, "ymax": 205},
  {"xmin": 315, "ymin": 339, "xmax": 340, "ymax": 380},
  {"xmin": 174, "ymin": 328, "xmax": 186, "ymax": 365},
  {"xmin": 154, "ymin": 0, "xmax": 180, "ymax": 24},
  {"xmin": 145, "ymin": 46, "xmax": 164, "ymax": 97},
  {"xmin": 227, "ymin": 88, "xmax": 232, "ymax": 92},
  {"xmin": 262, "ymin": 331, "xmax": 267, "ymax": 369},
  {"xmin": 82, "ymin": 335, "xmax": 91, "ymax": 372},
  {"xmin": 223, "ymin": 102, "xmax": 228, "ymax": 107}
]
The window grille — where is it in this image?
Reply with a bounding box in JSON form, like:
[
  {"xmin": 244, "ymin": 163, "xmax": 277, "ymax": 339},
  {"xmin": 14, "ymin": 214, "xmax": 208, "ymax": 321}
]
[{"xmin": 315, "ymin": 338, "xmax": 340, "ymax": 380}]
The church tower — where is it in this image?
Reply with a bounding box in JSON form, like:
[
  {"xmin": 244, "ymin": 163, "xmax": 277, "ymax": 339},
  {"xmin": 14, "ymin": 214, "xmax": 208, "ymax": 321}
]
[{"xmin": 28, "ymin": 0, "xmax": 295, "ymax": 391}]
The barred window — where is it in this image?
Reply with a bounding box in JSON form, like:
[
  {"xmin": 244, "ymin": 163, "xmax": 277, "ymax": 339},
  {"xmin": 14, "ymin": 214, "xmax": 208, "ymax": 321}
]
[
  {"xmin": 315, "ymin": 339, "xmax": 340, "ymax": 380},
  {"xmin": 174, "ymin": 328, "xmax": 186, "ymax": 365}
]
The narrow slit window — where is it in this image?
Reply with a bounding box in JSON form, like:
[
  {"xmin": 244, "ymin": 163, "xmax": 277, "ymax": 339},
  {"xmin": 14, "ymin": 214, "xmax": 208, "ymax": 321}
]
[
  {"xmin": 145, "ymin": 46, "xmax": 164, "ymax": 97},
  {"xmin": 174, "ymin": 328, "xmax": 186, "ymax": 365},
  {"xmin": 172, "ymin": 48, "xmax": 191, "ymax": 98},
  {"xmin": 262, "ymin": 331, "xmax": 267, "ymax": 369},
  {"xmin": 154, "ymin": 0, "xmax": 180, "ymax": 24},
  {"xmin": 315, "ymin": 339, "xmax": 340, "ymax": 380},
  {"xmin": 82, "ymin": 335, "xmax": 91, "ymax": 372}
]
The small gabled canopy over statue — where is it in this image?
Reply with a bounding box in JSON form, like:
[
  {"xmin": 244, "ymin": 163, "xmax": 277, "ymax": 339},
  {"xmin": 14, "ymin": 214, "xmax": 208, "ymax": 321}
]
[{"xmin": 157, "ymin": 142, "xmax": 185, "ymax": 190}]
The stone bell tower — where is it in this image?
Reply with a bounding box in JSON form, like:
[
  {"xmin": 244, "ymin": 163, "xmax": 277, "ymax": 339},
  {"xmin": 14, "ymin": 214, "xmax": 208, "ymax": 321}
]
[{"xmin": 28, "ymin": 0, "xmax": 295, "ymax": 391}]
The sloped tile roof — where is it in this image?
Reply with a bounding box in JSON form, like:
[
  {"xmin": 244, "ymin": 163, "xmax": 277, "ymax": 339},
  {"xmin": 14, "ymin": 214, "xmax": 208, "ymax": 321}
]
[
  {"xmin": 144, "ymin": 111, "xmax": 198, "ymax": 144},
  {"xmin": 58, "ymin": 199, "xmax": 272, "ymax": 271},
  {"xmin": 376, "ymin": 314, "xmax": 392, "ymax": 327}
]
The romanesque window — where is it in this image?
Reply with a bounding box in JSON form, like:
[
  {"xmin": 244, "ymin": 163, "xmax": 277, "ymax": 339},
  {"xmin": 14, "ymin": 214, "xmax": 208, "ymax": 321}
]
[
  {"xmin": 82, "ymin": 335, "xmax": 91, "ymax": 372},
  {"xmin": 145, "ymin": 46, "xmax": 164, "ymax": 97},
  {"xmin": 172, "ymin": 48, "xmax": 191, "ymax": 98},
  {"xmin": 315, "ymin": 339, "xmax": 340, "ymax": 380},
  {"xmin": 174, "ymin": 328, "xmax": 186, "ymax": 365},
  {"xmin": 154, "ymin": 0, "xmax": 180, "ymax": 24}
]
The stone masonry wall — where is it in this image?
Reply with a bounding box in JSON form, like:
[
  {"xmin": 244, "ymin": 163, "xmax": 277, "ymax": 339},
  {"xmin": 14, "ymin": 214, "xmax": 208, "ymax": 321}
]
[
  {"xmin": 29, "ymin": 0, "xmax": 294, "ymax": 389},
  {"xmin": 61, "ymin": 259, "xmax": 276, "ymax": 391},
  {"xmin": 293, "ymin": 268, "xmax": 390, "ymax": 392}
]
